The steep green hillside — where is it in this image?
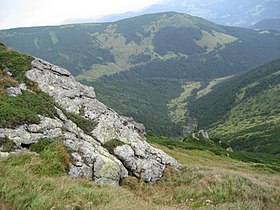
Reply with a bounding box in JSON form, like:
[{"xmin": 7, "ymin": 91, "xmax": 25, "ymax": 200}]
[
  {"xmin": 0, "ymin": 43, "xmax": 59, "ymax": 129},
  {"xmin": 85, "ymin": 79, "xmax": 184, "ymax": 136},
  {"xmin": 189, "ymin": 58, "xmax": 280, "ymax": 154}
]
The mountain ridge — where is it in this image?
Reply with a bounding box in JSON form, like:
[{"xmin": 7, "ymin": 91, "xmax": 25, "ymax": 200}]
[
  {"xmin": 1, "ymin": 12, "xmax": 280, "ymax": 80},
  {"xmin": 253, "ymin": 18, "xmax": 280, "ymax": 31},
  {"xmin": 66, "ymin": 0, "xmax": 280, "ymax": 27}
]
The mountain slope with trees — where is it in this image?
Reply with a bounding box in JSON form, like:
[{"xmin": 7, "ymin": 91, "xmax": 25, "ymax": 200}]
[
  {"xmin": 1, "ymin": 43, "xmax": 279, "ymax": 210},
  {"xmin": 189, "ymin": 58, "xmax": 280, "ymax": 154},
  {"xmin": 1, "ymin": 12, "xmax": 280, "ymax": 79},
  {"xmin": 1, "ymin": 12, "xmax": 280, "ymax": 138}
]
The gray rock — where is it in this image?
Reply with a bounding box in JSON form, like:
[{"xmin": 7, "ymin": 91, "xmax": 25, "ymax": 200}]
[
  {"xmin": 226, "ymin": 147, "xmax": 233, "ymax": 152},
  {"xmin": 71, "ymin": 152, "xmax": 84, "ymax": 167},
  {"xmin": 122, "ymin": 116, "xmax": 146, "ymax": 136},
  {"xmin": 6, "ymin": 83, "xmax": 27, "ymax": 97},
  {"xmin": 44, "ymin": 128, "xmax": 62, "ymax": 138},
  {"xmin": 27, "ymin": 116, "xmax": 63, "ymax": 133},
  {"xmin": 113, "ymin": 143, "xmax": 180, "ymax": 182},
  {"xmin": 198, "ymin": 130, "xmax": 209, "ymax": 139},
  {"xmin": 16, "ymin": 57, "xmax": 180, "ymax": 185},
  {"xmin": 19, "ymin": 83, "xmax": 27, "ymax": 90},
  {"xmin": 0, "ymin": 126, "xmax": 44, "ymax": 145},
  {"xmin": 0, "ymin": 152, "xmax": 9, "ymax": 160},
  {"xmin": 5, "ymin": 71, "xmax": 13, "ymax": 77},
  {"xmin": 6, "ymin": 87, "xmax": 22, "ymax": 96},
  {"xmin": 69, "ymin": 164, "xmax": 93, "ymax": 181},
  {"xmin": 93, "ymin": 156, "xmax": 127, "ymax": 185}
]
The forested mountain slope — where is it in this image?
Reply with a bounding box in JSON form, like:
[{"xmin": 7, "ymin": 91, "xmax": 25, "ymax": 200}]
[
  {"xmin": 1, "ymin": 12, "xmax": 280, "ymax": 137},
  {"xmin": 1, "ymin": 12, "xmax": 280, "ymax": 79},
  {"xmin": 189, "ymin": 58, "xmax": 280, "ymax": 154},
  {"xmin": 1, "ymin": 43, "xmax": 279, "ymax": 209}
]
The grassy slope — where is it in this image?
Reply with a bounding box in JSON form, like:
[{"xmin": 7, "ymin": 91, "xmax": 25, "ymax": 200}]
[
  {"xmin": 0, "ymin": 43, "xmax": 60, "ymax": 129},
  {"xmin": 0, "ymin": 43, "xmax": 33, "ymax": 86},
  {"xmin": 1, "ymin": 135, "xmax": 279, "ymax": 209},
  {"xmin": 189, "ymin": 58, "xmax": 280, "ymax": 154}
]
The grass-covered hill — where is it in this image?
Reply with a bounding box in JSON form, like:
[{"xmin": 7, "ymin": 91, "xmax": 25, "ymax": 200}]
[
  {"xmin": 1, "ymin": 12, "xmax": 280, "ymax": 137},
  {"xmin": 188, "ymin": 58, "xmax": 280, "ymax": 155}
]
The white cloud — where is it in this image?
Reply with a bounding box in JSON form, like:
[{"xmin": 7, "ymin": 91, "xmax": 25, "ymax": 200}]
[{"xmin": 0, "ymin": 0, "xmax": 163, "ymax": 29}]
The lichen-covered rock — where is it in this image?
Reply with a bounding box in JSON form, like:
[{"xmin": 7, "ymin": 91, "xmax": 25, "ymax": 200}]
[
  {"xmin": 1, "ymin": 57, "xmax": 180, "ymax": 185},
  {"xmin": 6, "ymin": 83, "xmax": 27, "ymax": 97},
  {"xmin": 6, "ymin": 87, "xmax": 22, "ymax": 96},
  {"xmin": 0, "ymin": 126, "xmax": 44, "ymax": 145},
  {"xmin": 93, "ymin": 156, "xmax": 128, "ymax": 185},
  {"xmin": 69, "ymin": 163, "xmax": 93, "ymax": 181},
  {"xmin": 0, "ymin": 152, "xmax": 9, "ymax": 160}
]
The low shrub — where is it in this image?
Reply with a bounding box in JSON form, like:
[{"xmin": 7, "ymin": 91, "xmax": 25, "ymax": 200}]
[
  {"xmin": 63, "ymin": 111, "xmax": 98, "ymax": 135},
  {"xmin": 29, "ymin": 138, "xmax": 55, "ymax": 153},
  {"xmin": 0, "ymin": 43, "xmax": 33, "ymax": 84},
  {"xmin": 103, "ymin": 139, "xmax": 125, "ymax": 153},
  {"xmin": 0, "ymin": 91, "xmax": 57, "ymax": 128},
  {"xmin": 0, "ymin": 137, "xmax": 14, "ymax": 152}
]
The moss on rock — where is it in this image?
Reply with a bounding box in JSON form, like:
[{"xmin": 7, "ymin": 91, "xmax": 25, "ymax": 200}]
[{"xmin": 103, "ymin": 139, "xmax": 125, "ymax": 153}]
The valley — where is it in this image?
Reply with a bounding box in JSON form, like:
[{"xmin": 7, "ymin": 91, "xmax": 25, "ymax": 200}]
[
  {"xmin": 1, "ymin": 12, "xmax": 280, "ymax": 152},
  {"xmin": 0, "ymin": 9, "xmax": 280, "ymax": 208}
]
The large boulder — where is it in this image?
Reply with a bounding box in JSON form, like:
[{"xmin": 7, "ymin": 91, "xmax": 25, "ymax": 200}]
[{"xmin": 1, "ymin": 58, "xmax": 179, "ymax": 185}]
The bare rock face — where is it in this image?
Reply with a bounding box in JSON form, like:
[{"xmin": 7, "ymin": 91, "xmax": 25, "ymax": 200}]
[{"xmin": 6, "ymin": 58, "xmax": 180, "ymax": 185}]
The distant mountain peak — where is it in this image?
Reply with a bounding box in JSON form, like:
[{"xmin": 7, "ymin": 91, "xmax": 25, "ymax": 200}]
[
  {"xmin": 91, "ymin": 0, "xmax": 280, "ymax": 27},
  {"xmin": 253, "ymin": 17, "xmax": 280, "ymax": 31}
]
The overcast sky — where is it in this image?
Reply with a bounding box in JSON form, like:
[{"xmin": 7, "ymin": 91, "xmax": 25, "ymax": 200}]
[{"xmin": 0, "ymin": 0, "xmax": 166, "ymax": 29}]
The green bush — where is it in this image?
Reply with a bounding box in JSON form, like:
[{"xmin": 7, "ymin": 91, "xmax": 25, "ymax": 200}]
[
  {"xmin": 0, "ymin": 91, "xmax": 57, "ymax": 128},
  {"xmin": 103, "ymin": 139, "xmax": 125, "ymax": 153},
  {"xmin": 63, "ymin": 111, "xmax": 98, "ymax": 135},
  {"xmin": 0, "ymin": 137, "xmax": 14, "ymax": 152},
  {"xmin": 0, "ymin": 43, "xmax": 33, "ymax": 84},
  {"xmin": 29, "ymin": 138, "xmax": 55, "ymax": 153}
]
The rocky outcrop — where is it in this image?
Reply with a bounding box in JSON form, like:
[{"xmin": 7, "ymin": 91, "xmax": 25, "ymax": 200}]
[
  {"xmin": 192, "ymin": 130, "xmax": 209, "ymax": 140},
  {"xmin": 0, "ymin": 58, "xmax": 179, "ymax": 185},
  {"xmin": 6, "ymin": 83, "xmax": 27, "ymax": 97}
]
